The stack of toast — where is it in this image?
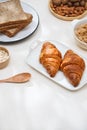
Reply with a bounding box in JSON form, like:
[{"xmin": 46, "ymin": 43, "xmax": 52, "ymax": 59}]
[{"xmin": 0, "ymin": 0, "xmax": 33, "ymax": 37}]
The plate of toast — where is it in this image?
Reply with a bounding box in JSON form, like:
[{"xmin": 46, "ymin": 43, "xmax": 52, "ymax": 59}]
[
  {"xmin": 27, "ymin": 40, "xmax": 87, "ymax": 91},
  {"xmin": 49, "ymin": 0, "xmax": 87, "ymax": 21},
  {"xmin": 0, "ymin": 0, "xmax": 39, "ymax": 42}
]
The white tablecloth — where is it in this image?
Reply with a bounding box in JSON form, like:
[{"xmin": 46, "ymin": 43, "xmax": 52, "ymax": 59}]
[{"xmin": 0, "ymin": 0, "xmax": 87, "ymax": 130}]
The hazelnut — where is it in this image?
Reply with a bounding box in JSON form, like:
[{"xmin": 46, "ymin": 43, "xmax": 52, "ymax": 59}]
[
  {"xmin": 80, "ymin": 1, "xmax": 86, "ymax": 6},
  {"xmin": 62, "ymin": 0, "xmax": 68, "ymax": 4},
  {"xmin": 68, "ymin": 2, "xmax": 73, "ymax": 6},
  {"xmin": 52, "ymin": 0, "xmax": 62, "ymax": 5},
  {"xmin": 74, "ymin": 2, "xmax": 80, "ymax": 6}
]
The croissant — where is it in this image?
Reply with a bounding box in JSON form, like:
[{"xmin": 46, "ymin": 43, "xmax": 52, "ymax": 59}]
[
  {"xmin": 39, "ymin": 42, "xmax": 62, "ymax": 77},
  {"xmin": 60, "ymin": 50, "xmax": 85, "ymax": 87}
]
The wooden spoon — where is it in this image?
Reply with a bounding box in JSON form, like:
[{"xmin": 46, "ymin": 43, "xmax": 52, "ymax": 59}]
[{"xmin": 0, "ymin": 72, "xmax": 31, "ymax": 83}]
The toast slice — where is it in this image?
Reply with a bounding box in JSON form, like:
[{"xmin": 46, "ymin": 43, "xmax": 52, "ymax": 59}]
[
  {"xmin": 0, "ymin": 0, "xmax": 29, "ymax": 31},
  {"xmin": 1, "ymin": 13, "xmax": 33, "ymax": 37}
]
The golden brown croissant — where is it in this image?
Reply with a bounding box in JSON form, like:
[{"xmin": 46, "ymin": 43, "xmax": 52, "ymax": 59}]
[
  {"xmin": 39, "ymin": 42, "xmax": 62, "ymax": 77},
  {"xmin": 60, "ymin": 50, "xmax": 85, "ymax": 87}
]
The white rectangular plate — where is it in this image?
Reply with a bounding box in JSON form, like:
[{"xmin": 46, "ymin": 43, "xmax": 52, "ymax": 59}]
[{"xmin": 27, "ymin": 40, "xmax": 87, "ymax": 91}]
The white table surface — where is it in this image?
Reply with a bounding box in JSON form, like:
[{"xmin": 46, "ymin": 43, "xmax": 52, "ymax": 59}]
[{"xmin": 0, "ymin": 0, "xmax": 87, "ymax": 130}]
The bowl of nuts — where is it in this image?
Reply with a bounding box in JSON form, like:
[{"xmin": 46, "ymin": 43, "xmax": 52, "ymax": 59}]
[
  {"xmin": 0, "ymin": 46, "xmax": 10, "ymax": 69},
  {"xmin": 49, "ymin": 0, "xmax": 87, "ymax": 21},
  {"xmin": 73, "ymin": 18, "xmax": 87, "ymax": 49}
]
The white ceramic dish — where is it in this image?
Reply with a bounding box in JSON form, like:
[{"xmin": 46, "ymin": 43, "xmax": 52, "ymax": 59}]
[
  {"xmin": 27, "ymin": 40, "xmax": 87, "ymax": 91},
  {"xmin": 72, "ymin": 18, "xmax": 87, "ymax": 50},
  {"xmin": 0, "ymin": 2, "xmax": 39, "ymax": 43}
]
